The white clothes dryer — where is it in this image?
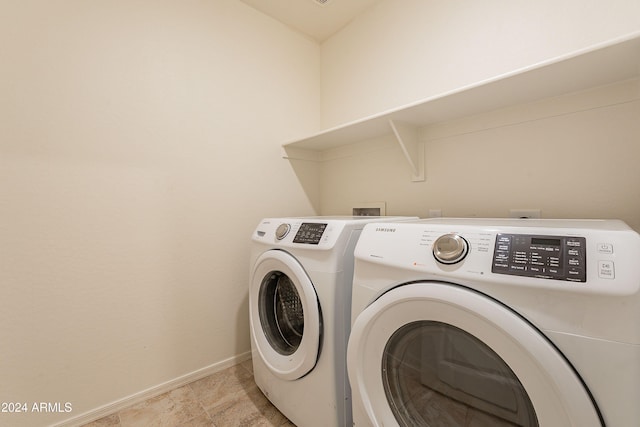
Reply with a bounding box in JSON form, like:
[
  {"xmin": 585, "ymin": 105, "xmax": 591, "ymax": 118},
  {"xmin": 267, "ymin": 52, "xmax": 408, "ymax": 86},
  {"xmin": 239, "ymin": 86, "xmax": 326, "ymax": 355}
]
[
  {"xmin": 347, "ymin": 218, "xmax": 640, "ymax": 427},
  {"xmin": 250, "ymin": 216, "xmax": 416, "ymax": 427}
]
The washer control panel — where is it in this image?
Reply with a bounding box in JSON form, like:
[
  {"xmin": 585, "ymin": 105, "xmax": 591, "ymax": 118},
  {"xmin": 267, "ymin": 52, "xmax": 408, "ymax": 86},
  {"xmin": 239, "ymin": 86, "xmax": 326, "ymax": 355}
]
[
  {"xmin": 492, "ymin": 234, "xmax": 586, "ymax": 282},
  {"xmin": 292, "ymin": 222, "xmax": 328, "ymax": 245},
  {"xmin": 254, "ymin": 218, "xmax": 350, "ymax": 250}
]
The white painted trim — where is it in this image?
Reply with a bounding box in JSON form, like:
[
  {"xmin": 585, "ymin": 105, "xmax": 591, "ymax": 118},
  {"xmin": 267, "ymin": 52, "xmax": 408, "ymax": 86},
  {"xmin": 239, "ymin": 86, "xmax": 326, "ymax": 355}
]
[{"xmin": 52, "ymin": 351, "xmax": 252, "ymax": 427}]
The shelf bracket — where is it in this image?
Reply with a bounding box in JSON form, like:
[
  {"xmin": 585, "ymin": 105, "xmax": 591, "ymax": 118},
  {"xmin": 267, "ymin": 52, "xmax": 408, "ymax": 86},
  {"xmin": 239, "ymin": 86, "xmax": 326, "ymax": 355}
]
[{"xmin": 389, "ymin": 119, "xmax": 425, "ymax": 182}]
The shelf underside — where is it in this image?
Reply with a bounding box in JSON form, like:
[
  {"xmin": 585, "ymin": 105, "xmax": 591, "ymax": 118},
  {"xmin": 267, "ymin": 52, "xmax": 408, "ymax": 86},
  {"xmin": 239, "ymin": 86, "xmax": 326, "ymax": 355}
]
[{"xmin": 283, "ymin": 34, "xmax": 640, "ymax": 154}]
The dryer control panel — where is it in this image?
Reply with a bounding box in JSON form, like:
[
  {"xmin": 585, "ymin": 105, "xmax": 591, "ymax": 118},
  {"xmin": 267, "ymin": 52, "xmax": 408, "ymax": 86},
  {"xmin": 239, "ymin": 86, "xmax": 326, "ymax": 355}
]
[{"xmin": 492, "ymin": 234, "xmax": 586, "ymax": 282}]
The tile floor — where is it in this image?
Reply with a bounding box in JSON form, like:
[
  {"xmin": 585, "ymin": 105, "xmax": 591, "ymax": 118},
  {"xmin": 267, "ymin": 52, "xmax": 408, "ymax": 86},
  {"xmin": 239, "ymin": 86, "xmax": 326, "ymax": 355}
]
[{"xmin": 81, "ymin": 359, "xmax": 294, "ymax": 427}]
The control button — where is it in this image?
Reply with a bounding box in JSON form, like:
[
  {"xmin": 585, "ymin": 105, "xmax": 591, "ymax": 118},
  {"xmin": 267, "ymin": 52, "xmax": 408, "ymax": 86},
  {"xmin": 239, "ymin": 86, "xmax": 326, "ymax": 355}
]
[
  {"xmin": 568, "ymin": 257, "xmax": 582, "ymax": 267},
  {"xmin": 497, "ymin": 235, "xmax": 511, "ymax": 245},
  {"xmin": 433, "ymin": 233, "xmax": 469, "ymax": 264},
  {"xmin": 567, "ymin": 248, "xmax": 581, "ymax": 257},
  {"xmin": 598, "ymin": 260, "xmax": 615, "ymax": 279},
  {"xmin": 495, "ymin": 251, "xmax": 509, "ymax": 260},
  {"xmin": 275, "ymin": 223, "xmax": 291, "ymax": 240},
  {"xmin": 567, "ymin": 268, "xmax": 584, "ymax": 277},
  {"xmin": 598, "ymin": 243, "xmax": 614, "ymax": 254}
]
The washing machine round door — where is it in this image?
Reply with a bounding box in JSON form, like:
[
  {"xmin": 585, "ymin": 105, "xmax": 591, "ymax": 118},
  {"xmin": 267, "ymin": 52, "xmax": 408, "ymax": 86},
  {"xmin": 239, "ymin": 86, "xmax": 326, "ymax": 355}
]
[
  {"xmin": 250, "ymin": 250, "xmax": 321, "ymax": 380},
  {"xmin": 348, "ymin": 282, "xmax": 603, "ymax": 427}
]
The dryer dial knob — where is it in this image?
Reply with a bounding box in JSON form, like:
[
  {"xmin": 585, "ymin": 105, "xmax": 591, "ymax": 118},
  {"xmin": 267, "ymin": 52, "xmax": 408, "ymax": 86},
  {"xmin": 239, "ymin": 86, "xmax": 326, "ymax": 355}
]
[
  {"xmin": 433, "ymin": 233, "xmax": 469, "ymax": 264},
  {"xmin": 275, "ymin": 223, "xmax": 291, "ymax": 240}
]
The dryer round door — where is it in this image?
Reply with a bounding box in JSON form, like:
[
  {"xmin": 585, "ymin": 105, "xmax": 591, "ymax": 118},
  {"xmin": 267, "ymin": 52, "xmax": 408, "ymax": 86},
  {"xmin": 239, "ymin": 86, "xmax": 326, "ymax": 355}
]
[
  {"xmin": 250, "ymin": 250, "xmax": 321, "ymax": 381},
  {"xmin": 348, "ymin": 282, "xmax": 602, "ymax": 427}
]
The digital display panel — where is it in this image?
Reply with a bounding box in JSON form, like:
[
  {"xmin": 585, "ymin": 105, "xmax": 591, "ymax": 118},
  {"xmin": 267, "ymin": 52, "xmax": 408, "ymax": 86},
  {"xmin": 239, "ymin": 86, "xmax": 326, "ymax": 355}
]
[
  {"xmin": 293, "ymin": 223, "xmax": 327, "ymax": 245},
  {"xmin": 531, "ymin": 237, "xmax": 561, "ymax": 246},
  {"xmin": 492, "ymin": 234, "xmax": 586, "ymax": 282}
]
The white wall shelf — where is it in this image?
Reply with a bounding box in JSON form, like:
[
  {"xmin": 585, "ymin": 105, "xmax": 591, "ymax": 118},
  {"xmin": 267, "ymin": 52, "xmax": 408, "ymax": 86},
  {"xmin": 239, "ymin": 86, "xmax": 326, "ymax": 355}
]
[{"xmin": 282, "ymin": 33, "xmax": 640, "ymax": 181}]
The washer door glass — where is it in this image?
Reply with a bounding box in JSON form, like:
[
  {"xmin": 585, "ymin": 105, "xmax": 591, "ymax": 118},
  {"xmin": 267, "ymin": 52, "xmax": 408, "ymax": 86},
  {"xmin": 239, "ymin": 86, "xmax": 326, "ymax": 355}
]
[
  {"xmin": 347, "ymin": 282, "xmax": 602, "ymax": 427},
  {"xmin": 383, "ymin": 321, "xmax": 537, "ymax": 426},
  {"xmin": 259, "ymin": 271, "xmax": 305, "ymax": 355},
  {"xmin": 250, "ymin": 250, "xmax": 321, "ymax": 380}
]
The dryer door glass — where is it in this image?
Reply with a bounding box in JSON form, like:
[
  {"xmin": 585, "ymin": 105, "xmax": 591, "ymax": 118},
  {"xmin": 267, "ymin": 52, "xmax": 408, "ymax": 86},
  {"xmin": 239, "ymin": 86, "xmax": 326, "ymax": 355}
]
[
  {"xmin": 259, "ymin": 271, "xmax": 304, "ymax": 355},
  {"xmin": 382, "ymin": 321, "xmax": 538, "ymax": 427}
]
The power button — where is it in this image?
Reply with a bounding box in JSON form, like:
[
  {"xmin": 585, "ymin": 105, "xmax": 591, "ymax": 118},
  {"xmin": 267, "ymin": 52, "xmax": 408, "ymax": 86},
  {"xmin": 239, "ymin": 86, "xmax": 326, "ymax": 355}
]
[{"xmin": 597, "ymin": 243, "xmax": 614, "ymax": 254}]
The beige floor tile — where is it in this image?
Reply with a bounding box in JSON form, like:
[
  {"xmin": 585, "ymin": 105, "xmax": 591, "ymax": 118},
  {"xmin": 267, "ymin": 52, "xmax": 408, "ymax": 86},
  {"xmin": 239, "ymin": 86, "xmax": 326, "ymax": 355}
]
[
  {"xmin": 81, "ymin": 362, "xmax": 293, "ymax": 427},
  {"xmin": 207, "ymin": 386, "xmax": 290, "ymax": 427},
  {"xmin": 118, "ymin": 385, "xmax": 208, "ymax": 427},
  {"xmin": 81, "ymin": 413, "xmax": 121, "ymax": 427},
  {"xmin": 238, "ymin": 358, "xmax": 253, "ymax": 374},
  {"xmin": 189, "ymin": 364, "xmax": 257, "ymax": 413},
  {"xmin": 175, "ymin": 412, "xmax": 215, "ymax": 427}
]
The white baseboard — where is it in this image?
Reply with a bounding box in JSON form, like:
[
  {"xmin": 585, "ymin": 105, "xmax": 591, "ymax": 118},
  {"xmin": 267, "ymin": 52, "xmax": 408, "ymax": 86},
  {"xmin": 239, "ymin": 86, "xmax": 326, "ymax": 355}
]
[{"xmin": 52, "ymin": 351, "xmax": 252, "ymax": 427}]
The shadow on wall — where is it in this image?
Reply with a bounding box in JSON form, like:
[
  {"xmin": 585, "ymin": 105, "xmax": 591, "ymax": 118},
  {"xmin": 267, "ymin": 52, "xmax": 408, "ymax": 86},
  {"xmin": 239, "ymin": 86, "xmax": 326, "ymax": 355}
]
[
  {"xmin": 285, "ymin": 158, "xmax": 322, "ymax": 215},
  {"xmin": 237, "ymin": 292, "xmax": 251, "ymax": 357}
]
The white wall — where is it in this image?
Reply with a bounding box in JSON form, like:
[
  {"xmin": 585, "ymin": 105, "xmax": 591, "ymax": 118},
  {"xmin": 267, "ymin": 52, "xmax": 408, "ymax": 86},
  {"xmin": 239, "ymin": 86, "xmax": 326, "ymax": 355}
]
[
  {"xmin": 0, "ymin": 1, "xmax": 320, "ymax": 426},
  {"xmin": 321, "ymin": 0, "xmax": 640, "ymax": 127},
  {"xmin": 320, "ymin": 80, "xmax": 640, "ymax": 229},
  {"xmin": 318, "ymin": 0, "xmax": 640, "ymax": 230}
]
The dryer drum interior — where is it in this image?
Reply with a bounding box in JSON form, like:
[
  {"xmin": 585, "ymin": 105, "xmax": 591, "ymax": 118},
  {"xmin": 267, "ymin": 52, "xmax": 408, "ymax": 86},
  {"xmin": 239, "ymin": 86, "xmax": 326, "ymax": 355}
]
[
  {"xmin": 259, "ymin": 271, "xmax": 305, "ymax": 355},
  {"xmin": 382, "ymin": 320, "xmax": 538, "ymax": 427}
]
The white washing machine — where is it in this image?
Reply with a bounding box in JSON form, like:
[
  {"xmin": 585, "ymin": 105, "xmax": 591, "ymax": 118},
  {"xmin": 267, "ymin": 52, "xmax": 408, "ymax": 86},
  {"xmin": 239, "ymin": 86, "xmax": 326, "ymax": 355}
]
[
  {"xmin": 347, "ymin": 218, "xmax": 640, "ymax": 427},
  {"xmin": 250, "ymin": 216, "xmax": 417, "ymax": 427}
]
